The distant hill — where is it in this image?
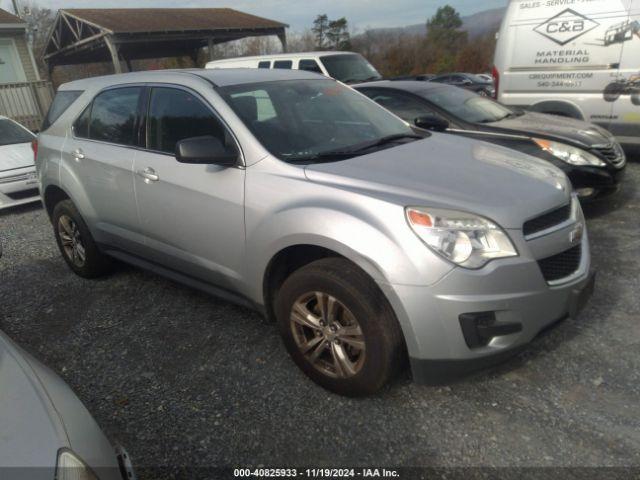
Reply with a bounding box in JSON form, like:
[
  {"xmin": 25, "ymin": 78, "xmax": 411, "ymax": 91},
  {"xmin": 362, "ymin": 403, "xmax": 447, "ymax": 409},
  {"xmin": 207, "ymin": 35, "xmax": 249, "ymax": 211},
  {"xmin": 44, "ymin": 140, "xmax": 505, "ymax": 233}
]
[{"xmin": 361, "ymin": 7, "xmax": 506, "ymax": 39}]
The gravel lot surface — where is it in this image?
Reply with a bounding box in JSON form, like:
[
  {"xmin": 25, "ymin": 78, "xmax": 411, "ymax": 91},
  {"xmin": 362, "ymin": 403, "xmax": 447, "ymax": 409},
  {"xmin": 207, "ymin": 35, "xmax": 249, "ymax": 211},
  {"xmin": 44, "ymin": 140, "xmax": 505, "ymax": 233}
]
[{"xmin": 1, "ymin": 163, "xmax": 639, "ymax": 479}]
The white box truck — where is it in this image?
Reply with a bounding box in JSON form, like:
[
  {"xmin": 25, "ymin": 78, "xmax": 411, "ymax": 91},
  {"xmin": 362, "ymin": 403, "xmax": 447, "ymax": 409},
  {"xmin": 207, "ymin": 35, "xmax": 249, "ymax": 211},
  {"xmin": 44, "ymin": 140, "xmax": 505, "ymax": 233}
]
[{"xmin": 493, "ymin": 0, "xmax": 640, "ymax": 149}]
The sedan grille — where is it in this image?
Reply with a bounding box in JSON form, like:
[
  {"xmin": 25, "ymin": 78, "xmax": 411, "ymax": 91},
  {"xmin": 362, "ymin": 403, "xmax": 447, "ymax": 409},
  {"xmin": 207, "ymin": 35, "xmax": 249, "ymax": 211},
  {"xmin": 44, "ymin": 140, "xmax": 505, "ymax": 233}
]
[
  {"xmin": 523, "ymin": 204, "xmax": 571, "ymax": 237},
  {"xmin": 538, "ymin": 245, "xmax": 582, "ymax": 283},
  {"xmin": 0, "ymin": 172, "xmax": 36, "ymax": 185},
  {"xmin": 591, "ymin": 143, "xmax": 626, "ymax": 167}
]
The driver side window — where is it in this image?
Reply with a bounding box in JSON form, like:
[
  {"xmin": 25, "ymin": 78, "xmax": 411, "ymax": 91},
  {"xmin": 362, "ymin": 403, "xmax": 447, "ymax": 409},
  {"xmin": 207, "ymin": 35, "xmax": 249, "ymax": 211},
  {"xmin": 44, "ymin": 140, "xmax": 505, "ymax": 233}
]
[{"xmin": 146, "ymin": 87, "xmax": 230, "ymax": 155}]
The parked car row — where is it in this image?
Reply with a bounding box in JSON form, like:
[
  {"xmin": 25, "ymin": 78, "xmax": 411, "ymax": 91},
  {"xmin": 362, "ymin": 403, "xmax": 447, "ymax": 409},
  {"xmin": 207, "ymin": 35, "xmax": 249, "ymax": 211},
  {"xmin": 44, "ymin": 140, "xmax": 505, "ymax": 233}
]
[{"xmin": 0, "ymin": 27, "xmax": 633, "ymax": 475}]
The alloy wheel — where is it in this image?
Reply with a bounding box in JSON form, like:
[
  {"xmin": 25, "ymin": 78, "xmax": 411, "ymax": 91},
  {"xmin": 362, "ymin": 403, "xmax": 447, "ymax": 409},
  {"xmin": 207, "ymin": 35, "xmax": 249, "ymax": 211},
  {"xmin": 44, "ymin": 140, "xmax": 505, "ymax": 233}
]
[
  {"xmin": 290, "ymin": 291, "xmax": 366, "ymax": 379},
  {"xmin": 58, "ymin": 214, "xmax": 86, "ymax": 268}
]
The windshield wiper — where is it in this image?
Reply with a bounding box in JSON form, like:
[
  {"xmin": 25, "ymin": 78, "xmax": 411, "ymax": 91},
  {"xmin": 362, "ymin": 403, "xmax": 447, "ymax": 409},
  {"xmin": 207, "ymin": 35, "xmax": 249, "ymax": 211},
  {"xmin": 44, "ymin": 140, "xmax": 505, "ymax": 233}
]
[
  {"xmin": 342, "ymin": 76, "xmax": 382, "ymax": 85},
  {"xmin": 287, "ymin": 134, "xmax": 423, "ymax": 163},
  {"xmin": 479, "ymin": 112, "xmax": 519, "ymax": 124}
]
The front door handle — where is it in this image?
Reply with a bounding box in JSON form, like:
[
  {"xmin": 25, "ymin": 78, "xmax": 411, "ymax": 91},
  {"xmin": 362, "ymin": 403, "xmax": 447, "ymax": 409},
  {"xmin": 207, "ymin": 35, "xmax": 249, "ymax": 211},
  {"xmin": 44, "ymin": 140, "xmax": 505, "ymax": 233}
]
[
  {"xmin": 72, "ymin": 149, "xmax": 84, "ymax": 160},
  {"xmin": 137, "ymin": 167, "xmax": 159, "ymax": 183}
]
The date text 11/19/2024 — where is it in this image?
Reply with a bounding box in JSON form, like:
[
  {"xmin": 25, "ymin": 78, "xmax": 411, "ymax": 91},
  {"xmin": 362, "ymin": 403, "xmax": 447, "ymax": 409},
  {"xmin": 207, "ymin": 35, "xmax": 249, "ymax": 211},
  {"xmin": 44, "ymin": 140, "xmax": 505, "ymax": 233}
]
[{"xmin": 233, "ymin": 468, "xmax": 400, "ymax": 478}]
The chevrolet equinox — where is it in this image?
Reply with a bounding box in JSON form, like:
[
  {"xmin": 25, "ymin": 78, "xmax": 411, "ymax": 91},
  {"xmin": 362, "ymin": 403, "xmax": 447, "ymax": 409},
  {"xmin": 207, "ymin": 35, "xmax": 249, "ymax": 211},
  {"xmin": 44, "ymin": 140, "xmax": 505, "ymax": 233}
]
[{"xmin": 36, "ymin": 69, "xmax": 595, "ymax": 396}]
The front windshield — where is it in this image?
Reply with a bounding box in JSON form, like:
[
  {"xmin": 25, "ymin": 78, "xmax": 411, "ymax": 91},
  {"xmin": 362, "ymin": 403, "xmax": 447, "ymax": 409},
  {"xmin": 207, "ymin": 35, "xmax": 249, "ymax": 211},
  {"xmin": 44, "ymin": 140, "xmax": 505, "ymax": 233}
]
[
  {"xmin": 420, "ymin": 86, "xmax": 515, "ymax": 124},
  {"xmin": 0, "ymin": 118, "xmax": 35, "ymax": 146},
  {"xmin": 220, "ymin": 79, "xmax": 416, "ymax": 162},
  {"xmin": 320, "ymin": 54, "xmax": 382, "ymax": 84}
]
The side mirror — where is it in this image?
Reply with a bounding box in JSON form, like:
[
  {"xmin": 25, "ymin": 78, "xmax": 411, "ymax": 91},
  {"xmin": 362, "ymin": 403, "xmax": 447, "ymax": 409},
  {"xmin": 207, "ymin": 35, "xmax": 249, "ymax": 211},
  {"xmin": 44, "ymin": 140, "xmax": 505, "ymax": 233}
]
[
  {"xmin": 415, "ymin": 115, "xmax": 450, "ymax": 132},
  {"xmin": 175, "ymin": 136, "xmax": 238, "ymax": 166}
]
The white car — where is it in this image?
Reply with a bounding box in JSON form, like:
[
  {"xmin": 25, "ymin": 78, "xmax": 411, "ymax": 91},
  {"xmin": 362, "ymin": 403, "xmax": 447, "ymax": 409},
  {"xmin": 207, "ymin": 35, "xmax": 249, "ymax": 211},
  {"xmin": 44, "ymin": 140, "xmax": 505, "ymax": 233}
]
[
  {"xmin": 0, "ymin": 116, "xmax": 40, "ymax": 210},
  {"xmin": 206, "ymin": 51, "xmax": 383, "ymax": 84}
]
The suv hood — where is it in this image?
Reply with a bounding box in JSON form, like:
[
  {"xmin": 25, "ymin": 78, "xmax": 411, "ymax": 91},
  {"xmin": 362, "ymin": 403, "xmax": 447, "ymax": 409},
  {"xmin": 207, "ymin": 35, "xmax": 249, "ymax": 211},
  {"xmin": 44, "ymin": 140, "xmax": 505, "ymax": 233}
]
[
  {"xmin": 304, "ymin": 134, "xmax": 571, "ymax": 229},
  {"xmin": 490, "ymin": 112, "xmax": 613, "ymax": 148}
]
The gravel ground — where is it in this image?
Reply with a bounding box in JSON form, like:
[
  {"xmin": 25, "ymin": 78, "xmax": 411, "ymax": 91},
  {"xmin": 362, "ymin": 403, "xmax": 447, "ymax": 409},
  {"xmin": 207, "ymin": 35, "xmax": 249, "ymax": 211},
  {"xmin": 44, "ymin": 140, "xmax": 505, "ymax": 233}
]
[{"xmin": 1, "ymin": 163, "xmax": 639, "ymax": 478}]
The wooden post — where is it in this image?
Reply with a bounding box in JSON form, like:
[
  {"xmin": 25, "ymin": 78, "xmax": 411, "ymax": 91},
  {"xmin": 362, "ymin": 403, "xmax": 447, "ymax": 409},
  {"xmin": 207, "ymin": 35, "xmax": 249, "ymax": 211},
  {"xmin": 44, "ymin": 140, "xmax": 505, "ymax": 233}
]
[
  {"xmin": 207, "ymin": 38, "xmax": 215, "ymax": 61},
  {"xmin": 104, "ymin": 36, "xmax": 122, "ymax": 74},
  {"xmin": 277, "ymin": 30, "xmax": 287, "ymax": 53}
]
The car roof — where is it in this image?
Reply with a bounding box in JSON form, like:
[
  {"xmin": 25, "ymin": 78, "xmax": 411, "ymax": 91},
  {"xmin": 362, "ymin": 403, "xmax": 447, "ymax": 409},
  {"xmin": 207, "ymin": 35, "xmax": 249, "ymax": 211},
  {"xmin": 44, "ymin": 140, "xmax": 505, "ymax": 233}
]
[
  {"xmin": 207, "ymin": 51, "xmax": 356, "ymax": 62},
  {"xmin": 59, "ymin": 68, "xmax": 330, "ymax": 91},
  {"xmin": 353, "ymin": 80, "xmax": 452, "ymax": 93}
]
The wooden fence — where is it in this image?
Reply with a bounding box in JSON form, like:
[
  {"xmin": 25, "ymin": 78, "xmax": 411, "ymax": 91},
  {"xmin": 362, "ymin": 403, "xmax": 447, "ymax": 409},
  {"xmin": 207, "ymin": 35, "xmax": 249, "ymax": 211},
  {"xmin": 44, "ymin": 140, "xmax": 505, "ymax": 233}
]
[{"xmin": 0, "ymin": 81, "xmax": 54, "ymax": 131}]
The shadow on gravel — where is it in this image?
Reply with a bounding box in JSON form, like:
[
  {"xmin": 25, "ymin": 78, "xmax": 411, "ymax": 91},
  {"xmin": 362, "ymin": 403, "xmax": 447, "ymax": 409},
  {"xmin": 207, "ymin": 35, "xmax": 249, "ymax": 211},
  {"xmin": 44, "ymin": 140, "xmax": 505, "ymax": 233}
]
[{"xmin": 0, "ymin": 201, "xmax": 43, "ymax": 218}]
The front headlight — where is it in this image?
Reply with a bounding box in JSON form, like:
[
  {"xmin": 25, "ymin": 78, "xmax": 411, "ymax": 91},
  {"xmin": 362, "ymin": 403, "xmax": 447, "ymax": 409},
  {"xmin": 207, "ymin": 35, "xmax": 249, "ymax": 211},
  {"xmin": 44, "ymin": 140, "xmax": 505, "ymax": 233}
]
[
  {"xmin": 533, "ymin": 138, "xmax": 606, "ymax": 167},
  {"xmin": 56, "ymin": 449, "xmax": 98, "ymax": 480},
  {"xmin": 406, "ymin": 207, "xmax": 518, "ymax": 269}
]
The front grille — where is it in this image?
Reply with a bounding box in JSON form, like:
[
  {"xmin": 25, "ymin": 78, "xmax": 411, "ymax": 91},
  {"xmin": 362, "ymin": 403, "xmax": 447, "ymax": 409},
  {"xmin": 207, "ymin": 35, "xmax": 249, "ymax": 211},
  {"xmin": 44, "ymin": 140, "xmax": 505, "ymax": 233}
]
[
  {"xmin": 523, "ymin": 204, "xmax": 571, "ymax": 237},
  {"xmin": 0, "ymin": 172, "xmax": 35, "ymax": 185},
  {"xmin": 538, "ymin": 245, "xmax": 582, "ymax": 283},
  {"xmin": 591, "ymin": 143, "xmax": 626, "ymax": 167},
  {"xmin": 6, "ymin": 188, "xmax": 39, "ymax": 200}
]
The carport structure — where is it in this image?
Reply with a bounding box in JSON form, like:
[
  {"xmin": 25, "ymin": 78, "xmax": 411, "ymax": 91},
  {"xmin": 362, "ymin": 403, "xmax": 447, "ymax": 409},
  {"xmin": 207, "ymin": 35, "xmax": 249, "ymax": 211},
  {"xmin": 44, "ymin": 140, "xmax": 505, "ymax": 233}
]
[{"xmin": 42, "ymin": 8, "xmax": 288, "ymax": 75}]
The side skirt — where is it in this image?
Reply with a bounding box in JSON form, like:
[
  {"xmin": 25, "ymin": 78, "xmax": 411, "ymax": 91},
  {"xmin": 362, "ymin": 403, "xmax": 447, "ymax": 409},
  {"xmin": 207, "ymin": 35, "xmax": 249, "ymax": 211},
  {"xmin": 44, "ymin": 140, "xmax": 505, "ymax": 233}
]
[{"xmin": 101, "ymin": 246, "xmax": 266, "ymax": 316}]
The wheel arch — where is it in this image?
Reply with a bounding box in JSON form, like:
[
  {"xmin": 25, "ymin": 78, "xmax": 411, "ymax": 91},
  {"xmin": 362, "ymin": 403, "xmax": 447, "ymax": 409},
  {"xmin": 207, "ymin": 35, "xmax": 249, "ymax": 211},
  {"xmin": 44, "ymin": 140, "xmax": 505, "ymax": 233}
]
[
  {"xmin": 43, "ymin": 184, "xmax": 71, "ymax": 219},
  {"xmin": 261, "ymin": 241, "xmax": 390, "ymax": 324},
  {"xmin": 529, "ymin": 100, "xmax": 585, "ymax": 120}
]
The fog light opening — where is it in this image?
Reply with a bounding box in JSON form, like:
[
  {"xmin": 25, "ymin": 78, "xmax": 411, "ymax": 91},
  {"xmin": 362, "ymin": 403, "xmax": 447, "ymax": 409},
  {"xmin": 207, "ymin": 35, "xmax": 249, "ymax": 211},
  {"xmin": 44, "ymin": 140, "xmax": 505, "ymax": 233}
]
[{"xmin": 576, "ymin": 187, "xmax": 596, "ymax": 198}]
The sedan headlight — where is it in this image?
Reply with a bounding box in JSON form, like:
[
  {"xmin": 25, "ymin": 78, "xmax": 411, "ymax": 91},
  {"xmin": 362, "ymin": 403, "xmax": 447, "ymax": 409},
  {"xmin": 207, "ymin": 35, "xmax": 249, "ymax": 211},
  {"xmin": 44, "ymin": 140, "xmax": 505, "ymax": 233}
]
[
  {"xmin": 56, "ymin": 450, "xmax": 98, "ymax": 480},
  {"xmin": 533, "ymin": 138, "xmax": 606, "ymax": 167},
  {"xmin": 406, "ymin": 207, "xmax": 518, "ymax": 269}
]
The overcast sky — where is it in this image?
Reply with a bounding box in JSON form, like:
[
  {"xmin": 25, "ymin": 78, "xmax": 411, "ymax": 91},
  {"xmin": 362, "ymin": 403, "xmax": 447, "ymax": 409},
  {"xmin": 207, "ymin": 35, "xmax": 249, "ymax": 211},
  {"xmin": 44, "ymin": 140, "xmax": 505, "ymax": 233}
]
[{"xmin": 2, "ymin": 0, "xmax": 507, "ymax": 31}]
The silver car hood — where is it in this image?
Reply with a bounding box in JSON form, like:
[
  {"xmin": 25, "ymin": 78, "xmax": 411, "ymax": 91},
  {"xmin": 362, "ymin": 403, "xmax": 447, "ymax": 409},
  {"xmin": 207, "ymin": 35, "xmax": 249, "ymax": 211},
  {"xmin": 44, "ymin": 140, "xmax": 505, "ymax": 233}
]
[
  {"xmin": 0, "ymin": 332, "xmax": 65, "ymax": 473},
  {"xmin": 304, "ymin": 134, "xmax": 571, "ymax": 229}
]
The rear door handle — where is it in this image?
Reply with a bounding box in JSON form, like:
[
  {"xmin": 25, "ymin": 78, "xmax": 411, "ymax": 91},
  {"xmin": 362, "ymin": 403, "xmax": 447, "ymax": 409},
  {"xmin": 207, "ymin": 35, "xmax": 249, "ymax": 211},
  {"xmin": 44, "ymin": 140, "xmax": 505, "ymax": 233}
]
[
  {"xmin": 137, "ymin": 167, "xmax": 159, "ymax": 183},
  {"xmin": 72, "ymin": 149, "xmax": 84, "ymax": 160}
]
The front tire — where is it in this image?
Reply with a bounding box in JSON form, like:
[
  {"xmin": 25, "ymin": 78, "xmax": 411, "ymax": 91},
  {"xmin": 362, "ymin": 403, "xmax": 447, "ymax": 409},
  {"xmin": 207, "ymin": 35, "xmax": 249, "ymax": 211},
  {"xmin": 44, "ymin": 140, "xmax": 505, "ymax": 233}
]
[
  {"xmin": 275, "ymin": 258, "xmax": 405, "ymax": 396},
  {"xmin": 52, "ymin": 199, "xmax": 113, "ymax": 278}
]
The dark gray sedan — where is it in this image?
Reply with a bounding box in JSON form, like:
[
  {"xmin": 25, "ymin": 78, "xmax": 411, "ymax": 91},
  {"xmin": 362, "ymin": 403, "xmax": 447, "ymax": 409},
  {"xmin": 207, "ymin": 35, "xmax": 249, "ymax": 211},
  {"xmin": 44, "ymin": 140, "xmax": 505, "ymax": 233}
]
[{"xmin": 355, "ymin": 80, "xmax": 627, "ymax": 201}]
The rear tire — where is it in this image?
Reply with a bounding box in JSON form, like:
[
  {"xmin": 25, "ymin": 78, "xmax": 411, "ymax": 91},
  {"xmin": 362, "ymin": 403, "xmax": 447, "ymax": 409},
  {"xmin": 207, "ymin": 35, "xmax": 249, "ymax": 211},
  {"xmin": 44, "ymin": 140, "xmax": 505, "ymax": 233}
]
[
  {"xmin": 631, "ymin": 92, "xmax": 640, "ymax": 106},
  {"xmin": 52, "ymin": 199, "xmax": 113, "ymax": 278},
  {"xmin": 604, "ymin": 82, "xmax": 624, "ymax": 102},
  {"xmin": 275, "ymin": 258, "xmax": 405, "ymax": 396}
]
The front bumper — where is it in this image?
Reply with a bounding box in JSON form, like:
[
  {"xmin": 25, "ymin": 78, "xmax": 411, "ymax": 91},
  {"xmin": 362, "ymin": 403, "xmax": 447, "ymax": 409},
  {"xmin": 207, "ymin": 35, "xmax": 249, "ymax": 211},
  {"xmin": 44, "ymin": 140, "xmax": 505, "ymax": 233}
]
[
  {"xmin": 566, "ymin": 164, "xmax": 626, "ymax": 201},
  {"xmin": 0, "ymin": 166, "xmax": 41, "ymax": 210},
  {"xmin": 381, "ymin": 210, "xmax": 593, "ymax": 385}
]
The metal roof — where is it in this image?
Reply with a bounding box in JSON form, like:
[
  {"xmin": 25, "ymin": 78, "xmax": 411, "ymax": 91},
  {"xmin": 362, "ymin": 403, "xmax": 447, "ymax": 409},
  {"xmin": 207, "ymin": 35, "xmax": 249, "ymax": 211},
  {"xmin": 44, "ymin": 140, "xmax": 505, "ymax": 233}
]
[
  {"xmin": 62, "ymin": 8, "xmax": 287, "ymax": 34},
  {"xmin": 43, "ymin": 8, "xmax": 289, "ymax": 72},
  {"xmin": 0, "ymin": 8, "xmax": 26, "ymax": 26}
]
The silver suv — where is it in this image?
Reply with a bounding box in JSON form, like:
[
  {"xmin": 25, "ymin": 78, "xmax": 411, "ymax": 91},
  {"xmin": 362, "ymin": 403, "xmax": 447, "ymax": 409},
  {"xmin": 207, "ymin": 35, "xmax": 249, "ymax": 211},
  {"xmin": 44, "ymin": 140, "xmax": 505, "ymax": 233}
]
[{"xmin": 36, "ymin": 69, "xmax": 595, "ymax": 396}]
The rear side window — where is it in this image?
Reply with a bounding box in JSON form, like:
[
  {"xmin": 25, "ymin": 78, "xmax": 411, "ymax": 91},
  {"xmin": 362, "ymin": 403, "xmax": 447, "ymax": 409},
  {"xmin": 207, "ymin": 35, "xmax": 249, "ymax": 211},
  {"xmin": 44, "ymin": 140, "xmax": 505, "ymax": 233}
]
[
  {"xmin": 0, "ymin": 118, "xmax": 35, "ymax": 145},
  {"xmin": 74, "ymin": 105, "xmax": 91, "ymax": 138},
  {"xmin": 273, "ymin": 60, "xmax": 293, "ymax": 69},
  {"xmin": 258, "ymin": 61, "xmax": 271, "ymax": 69},
  {"xmin": 147, "ymin": 87, "xmax": 229, "ymax": 155},
  {"xmin": 42, "ymin": 90, "xmax": 83, "ymax": 131},
  {"xmin": 299, "ymin": 59, "xmax": 322, "ymax": 73},
  {"xmin": 74, "ymin": 87, "xmax": 142, "ymax": 146}
]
